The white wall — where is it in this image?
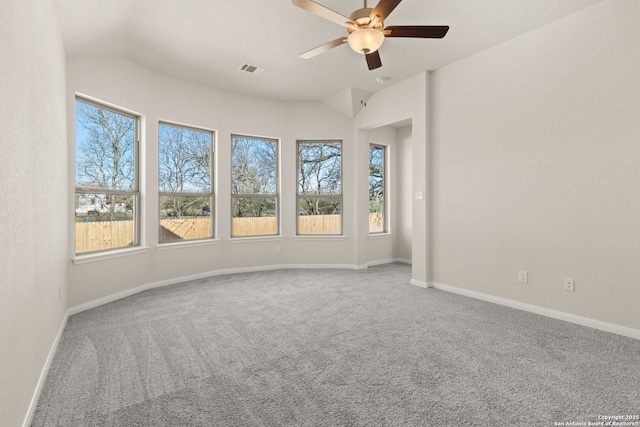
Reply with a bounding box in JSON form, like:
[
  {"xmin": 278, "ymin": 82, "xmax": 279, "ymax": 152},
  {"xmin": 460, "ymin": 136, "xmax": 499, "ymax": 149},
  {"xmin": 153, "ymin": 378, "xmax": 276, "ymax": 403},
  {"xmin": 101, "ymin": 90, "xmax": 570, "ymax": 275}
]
[
  {"xmin": 362, "ymin": 125, "xmax": 413, "ymax": 265},
  {"xmin": 354, "ymin": 73, "xmax": 430, "ymax": 284},
  {"xmin": 365, "ymin": 126, "xmax": 397, "ymax": 264},
  {"xmin": 395, "ymin": 125, "xmax": 413, "ymax": 261},
  {"xmin": 0, "ymin": 0, "xmax": 68, "ymax": 425},
  {"xmin": 4, "ymin": 1, "xmax": 638, "ymax": 424},
  {"xmin": 431, "ymin": 0, "xmax": 640, "ymax": 330},
  {"xmin": 67, "ymin": 56, "xmax": 356, "ymax": 307}
]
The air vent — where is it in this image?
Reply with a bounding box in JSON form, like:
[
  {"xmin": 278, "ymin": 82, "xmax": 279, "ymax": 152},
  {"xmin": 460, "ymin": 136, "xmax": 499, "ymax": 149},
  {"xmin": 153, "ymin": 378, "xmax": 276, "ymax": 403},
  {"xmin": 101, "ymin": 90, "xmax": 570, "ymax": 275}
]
[{"xmin": 238, "ymin": 63, "xmax": 265, "ymax": 75}]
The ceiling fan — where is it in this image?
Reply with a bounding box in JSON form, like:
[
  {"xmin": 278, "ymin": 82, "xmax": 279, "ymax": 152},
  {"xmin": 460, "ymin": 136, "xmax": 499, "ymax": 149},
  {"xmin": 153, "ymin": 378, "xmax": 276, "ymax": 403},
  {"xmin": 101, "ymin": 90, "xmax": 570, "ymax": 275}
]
[{"xmin": 292, "ymin": 0, "xmax": 449, "ymax": 70}]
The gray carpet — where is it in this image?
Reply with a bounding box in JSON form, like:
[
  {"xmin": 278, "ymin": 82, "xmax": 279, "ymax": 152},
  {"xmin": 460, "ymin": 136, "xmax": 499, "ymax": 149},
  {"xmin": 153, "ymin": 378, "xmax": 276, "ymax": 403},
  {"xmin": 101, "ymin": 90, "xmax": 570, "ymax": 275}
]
[{"xmin": 32, "ymin": 264, "xmax": 640, "ymax": 426}]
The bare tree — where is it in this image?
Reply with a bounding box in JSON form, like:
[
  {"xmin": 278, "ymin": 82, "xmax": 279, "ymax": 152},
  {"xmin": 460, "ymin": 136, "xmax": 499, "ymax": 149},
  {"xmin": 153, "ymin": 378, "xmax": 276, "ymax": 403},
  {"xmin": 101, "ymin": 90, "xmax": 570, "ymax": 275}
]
[
  {"xmin": 75, "ymin": 101, "xmax": 135, "ymax": 216},
  {"xmin": 369, "ymin": 145, "xmax": 384, "ymax": 213},
  {"xmin": 159, "ymin": 124, "xmax": 211, "ymax": 217},
  {"xmin": 76, "ymin": 103, "xmax": 134, "ymax": 190},
  {"xmin": 232, "ymin": 136, "xmax": 277, "ymax": 218},
  {"xmin": 298, "ymin": 141, "xmax": 341, "ymax": 215}
]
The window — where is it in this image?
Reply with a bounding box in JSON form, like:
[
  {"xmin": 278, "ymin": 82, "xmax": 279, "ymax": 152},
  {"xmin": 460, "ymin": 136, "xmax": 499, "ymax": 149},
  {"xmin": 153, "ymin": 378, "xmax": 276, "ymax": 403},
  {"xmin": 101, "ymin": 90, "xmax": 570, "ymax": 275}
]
[
  {"xmin": 159, "ymin": 122, "xmax": 214, "ymax": 243},
  {"xmin": 74, "ymin": 98, "xmax": 139, "ymax": 254},
  {"xmin": 369, "ymin": 144, "xmax": 386, "ymax": 233},
  {"xmin": 297, "ymin": 140, "xmax": 342, "ymax": 235},
  {"xmin": 231, "ymin": 135, "xmax": 278, "ymax": 237}
]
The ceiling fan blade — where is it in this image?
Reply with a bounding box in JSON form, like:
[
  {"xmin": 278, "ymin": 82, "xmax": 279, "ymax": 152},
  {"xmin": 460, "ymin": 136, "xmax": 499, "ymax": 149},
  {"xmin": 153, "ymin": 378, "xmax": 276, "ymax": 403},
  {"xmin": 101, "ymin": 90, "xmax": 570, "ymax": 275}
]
[
  {"xmin": 300, "ymin": 37, "xmax": 348, "ymax": 59},
  {"xmin": 384, "ymin": 25, "xmax": 449, "ymax": 38},
  {"xmin": 292, "ymin": 0, "xmax": 351, "ymax": 28},
  {"xmin": 370, "ymin": 0, "xmax": 403, "ymax": 22},
  {"xmin": 366, "ymin": 50, "xmax": 382, "ymax": 70}
]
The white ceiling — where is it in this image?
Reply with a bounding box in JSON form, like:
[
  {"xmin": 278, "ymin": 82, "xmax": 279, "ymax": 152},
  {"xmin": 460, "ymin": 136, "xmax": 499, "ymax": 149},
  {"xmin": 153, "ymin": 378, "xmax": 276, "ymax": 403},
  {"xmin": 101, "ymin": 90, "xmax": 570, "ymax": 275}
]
[{"xmin": 53, "ymin": 0, "xmax": 603, "ymax": 103}]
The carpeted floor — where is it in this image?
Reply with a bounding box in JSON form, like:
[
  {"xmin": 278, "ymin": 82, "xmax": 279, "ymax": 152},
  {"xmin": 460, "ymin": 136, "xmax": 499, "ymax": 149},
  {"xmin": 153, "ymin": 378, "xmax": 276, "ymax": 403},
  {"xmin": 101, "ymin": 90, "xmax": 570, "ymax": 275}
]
[{"xmin": 32, "ymin": 264, "xmax": 640, "ymax": 426}]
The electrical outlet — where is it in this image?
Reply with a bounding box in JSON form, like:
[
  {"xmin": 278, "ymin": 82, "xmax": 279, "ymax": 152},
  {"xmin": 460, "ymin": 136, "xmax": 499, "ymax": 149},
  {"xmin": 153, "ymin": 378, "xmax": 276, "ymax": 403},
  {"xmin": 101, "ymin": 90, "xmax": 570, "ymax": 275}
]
[
  {"xmin": 564, "ymin": 278, "xmax": 575, "ymax": 292},
  {"xmin": 518, "ymin": 271, "xmax": 528, "ymax": 284},
  {"xmin": 275, "ymin": 244, "xmax": 281, "ymax": 253}
]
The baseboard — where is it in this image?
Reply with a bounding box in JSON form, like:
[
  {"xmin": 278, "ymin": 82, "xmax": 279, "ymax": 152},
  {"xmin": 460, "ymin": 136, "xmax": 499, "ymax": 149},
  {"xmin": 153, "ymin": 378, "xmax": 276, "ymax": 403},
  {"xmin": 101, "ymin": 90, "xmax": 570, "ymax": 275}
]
[
  {"xmin": 429, "ymin": 281, "xmax": 640, "ymax": 341},
  {"xmin": 69, "ymin": 263, "xmax": 367, "ymax": 316},
  {"xmin": 22, "ymin": 308, "xmax": 70, "ymax": 427},
  {"xmin": 367, "ymin": 258, "xmax": 412, "ymax": 267},
  {"xmin": 409, "ymin": 278, "xmax": 429, "ymax": 289}
]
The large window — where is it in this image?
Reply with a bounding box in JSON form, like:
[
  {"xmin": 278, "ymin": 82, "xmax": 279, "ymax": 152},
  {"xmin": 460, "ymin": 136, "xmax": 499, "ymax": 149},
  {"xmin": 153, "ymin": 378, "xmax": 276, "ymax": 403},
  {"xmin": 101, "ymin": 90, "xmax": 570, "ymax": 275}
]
[
  {"xmin": 369, "ymin": 144, "xmax": 386, "ymax": 233},
  {"xmin": 297, "ymin": 140, "xmax": 342, "ymax": 235},
  {"xmin": 231, "ymin": 135, "xmax": 278, "ymax": 237},
  {"xmin": 159, "ymin": 122, "xmax": 214, "ymax": 243},
  {"xmin": 74, "ymin": 98, "xmax": 139, "ymax": 254}
]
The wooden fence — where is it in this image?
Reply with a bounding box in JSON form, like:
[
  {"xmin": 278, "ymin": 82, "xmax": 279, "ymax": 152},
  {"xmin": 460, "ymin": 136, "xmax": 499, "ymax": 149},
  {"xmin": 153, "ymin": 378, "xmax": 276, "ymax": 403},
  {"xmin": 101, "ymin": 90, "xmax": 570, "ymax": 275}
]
[
  {"xmin": 232, "ymin": 217, "xmax": 277, "ymax": 237},
  {"xmin": 75, "ymin": 219, "xmax": 134, "ymax": 253},
  {"xmin": 298, "ymin": 214, "xmax": 341, "ymax": 235},
  {"xmin": 76, "ymin": 214, "xmax": 381, "ymax": 252},
  {"xmin": 160, "ymin": 217, "xmax": 213, "ymax": 242}
]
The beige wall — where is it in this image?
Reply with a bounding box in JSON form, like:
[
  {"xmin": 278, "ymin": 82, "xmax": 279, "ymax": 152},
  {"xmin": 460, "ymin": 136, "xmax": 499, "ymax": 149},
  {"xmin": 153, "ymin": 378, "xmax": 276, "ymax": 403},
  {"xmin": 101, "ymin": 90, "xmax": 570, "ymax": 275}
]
[
  {"xmin": 0, "ymin": 0, "xmax": 68, "ymax": 425},
  {"xmin": 430, "ymin": 0, "xmax": 640, "ymax": 330}
]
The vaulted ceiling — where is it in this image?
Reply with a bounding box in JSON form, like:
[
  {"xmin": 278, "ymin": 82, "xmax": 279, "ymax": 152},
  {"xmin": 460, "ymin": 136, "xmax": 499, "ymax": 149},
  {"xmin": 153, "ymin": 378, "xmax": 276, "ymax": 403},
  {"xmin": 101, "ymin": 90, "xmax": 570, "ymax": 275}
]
[{"xmin": 54, "ymin": 0, "xmax": 603, "ymax": 102}]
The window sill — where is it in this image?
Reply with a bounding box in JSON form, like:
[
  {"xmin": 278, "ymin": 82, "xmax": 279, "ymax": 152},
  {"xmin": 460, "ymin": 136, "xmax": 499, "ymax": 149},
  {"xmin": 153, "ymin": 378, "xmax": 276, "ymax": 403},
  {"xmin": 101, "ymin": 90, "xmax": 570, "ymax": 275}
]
[
  {"xmin": 293, "ymin": 235, "xmax": 347, "ymax": 241},
  {"xmin": 156, "ymin": 239, "xmax": 221, "ymax": 251},
  {"xmin": 368, "ymin": 233, "xmax": 393, "ymax": 240},
  {"xmin": 72, "ymin": 246, "xmax": 149, "ymax": 265},
  {"xmin": 228, "ymin": 236, "xmax": 283, "ymax": 244}
]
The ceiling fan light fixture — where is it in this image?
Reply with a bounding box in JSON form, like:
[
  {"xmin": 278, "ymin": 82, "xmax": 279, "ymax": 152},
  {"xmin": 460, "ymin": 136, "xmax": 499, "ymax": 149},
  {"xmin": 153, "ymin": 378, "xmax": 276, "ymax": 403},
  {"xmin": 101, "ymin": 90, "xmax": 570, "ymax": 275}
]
[{"xmin": 348, "ymin": 28, "xmax": 384, "ymax": 54}]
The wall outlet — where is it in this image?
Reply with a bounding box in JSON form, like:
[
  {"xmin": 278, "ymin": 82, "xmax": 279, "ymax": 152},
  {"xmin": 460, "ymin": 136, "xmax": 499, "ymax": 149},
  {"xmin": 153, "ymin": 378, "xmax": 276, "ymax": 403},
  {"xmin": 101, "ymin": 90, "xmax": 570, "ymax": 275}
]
[
  {"xmin": 518, "ymin": 271, "xmax": 528, "ymax": 284},
  {"xmin": 275, "ymin": 244, "xmax": 281, "ymax": 253},
  {"xmin": 564, "ymin": 278, "xmax": 575, "ymax": 292}
]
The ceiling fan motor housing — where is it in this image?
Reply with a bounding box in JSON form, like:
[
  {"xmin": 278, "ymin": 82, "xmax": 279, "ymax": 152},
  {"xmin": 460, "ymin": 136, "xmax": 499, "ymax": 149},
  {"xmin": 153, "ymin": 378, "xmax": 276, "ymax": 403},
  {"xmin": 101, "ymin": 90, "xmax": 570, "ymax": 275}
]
[{"xmin": 348, "ymin": 8, "xmax": 384, "ymax": 33}]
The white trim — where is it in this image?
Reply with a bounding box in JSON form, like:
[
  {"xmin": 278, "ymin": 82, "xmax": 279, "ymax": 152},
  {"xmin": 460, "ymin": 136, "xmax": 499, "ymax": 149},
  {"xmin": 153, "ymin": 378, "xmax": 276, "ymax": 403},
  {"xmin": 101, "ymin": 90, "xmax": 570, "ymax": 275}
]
[
  {"xmin": 156, "ymin": 239, "xmax": 221, "ymax": 251},
  {"xmin": 368, "ymin": 233, "xmax": 393, "ymax": 240},
  {"xmin": 367, "ymin": 258, "xmax": 412, "ymax": 267},
  {"xmin": 68, "ymin": 263, "xmax": 366, "ymax": 316},
  {"xmin": 227, "ymin": 236, "xmax": 283, "ymax": 244},
  {"xmin": 22, "ymin": 309, "xmax": 70, "ymax": 427},
  {"xmin": 292, "ymin": 236, "xmax": 347, "ymax": 241},
  {"xmin": 410, "ymin": 278, "xmax": 429, "ymax": 289},
  {"xmin": 72, "ymin": 246, "xmax": 149, "ymax": 265},
  {"xmin": 429, "ymin": 281, "xmax": 640, "ymax": 341}
]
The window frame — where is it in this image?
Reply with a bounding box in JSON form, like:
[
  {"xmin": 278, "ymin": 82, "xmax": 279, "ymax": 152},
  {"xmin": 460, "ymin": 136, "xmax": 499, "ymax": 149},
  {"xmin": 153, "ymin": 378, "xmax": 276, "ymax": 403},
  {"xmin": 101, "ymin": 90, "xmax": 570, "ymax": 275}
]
[
  {"xmin": 369, "ymin": 143, "xmax": 387, "ymax": 234},
  {"xmin": 158, "ymin": 121, "xmax": 216, "ymax": 244},
  {"xmin": 230, "ymin": 134, "xmax": 280, "ymax": 238},
  {"xmin": 74, "ymin": 96, "xmax": 140, "ymax": 255},
  {"xmin": 296, "ymin": 139, "xmax": 343, "ymax": 236}
]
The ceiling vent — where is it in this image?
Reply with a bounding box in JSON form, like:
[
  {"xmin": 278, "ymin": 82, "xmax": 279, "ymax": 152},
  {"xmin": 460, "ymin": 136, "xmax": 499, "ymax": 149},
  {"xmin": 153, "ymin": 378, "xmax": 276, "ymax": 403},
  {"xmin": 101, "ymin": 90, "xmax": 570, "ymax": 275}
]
[{"xmin": 238, "ymin": 63, "xmax": 265, "ymax": 75}]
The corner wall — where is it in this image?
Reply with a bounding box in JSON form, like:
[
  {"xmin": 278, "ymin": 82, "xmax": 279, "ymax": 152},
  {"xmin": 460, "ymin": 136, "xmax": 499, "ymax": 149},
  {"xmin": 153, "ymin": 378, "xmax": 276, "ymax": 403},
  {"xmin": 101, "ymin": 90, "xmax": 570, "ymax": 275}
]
[
  {"xmin": 395, "ymin": 125, "xmax": 413, "ymax": 261},
  {"xmin": 430, "ymin": 0, "xmax": 640, "ymax": 330},
  {"xmin": 0, "ymin": 0, "xmax": 69, "ymax": 425},
  {"xmin": 354, "ymin": 72, "xmax": 430, "ymax": 284},
  {"xmin": 66, "ymin": 56, "xmax": 355, "ymax": 307}
]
